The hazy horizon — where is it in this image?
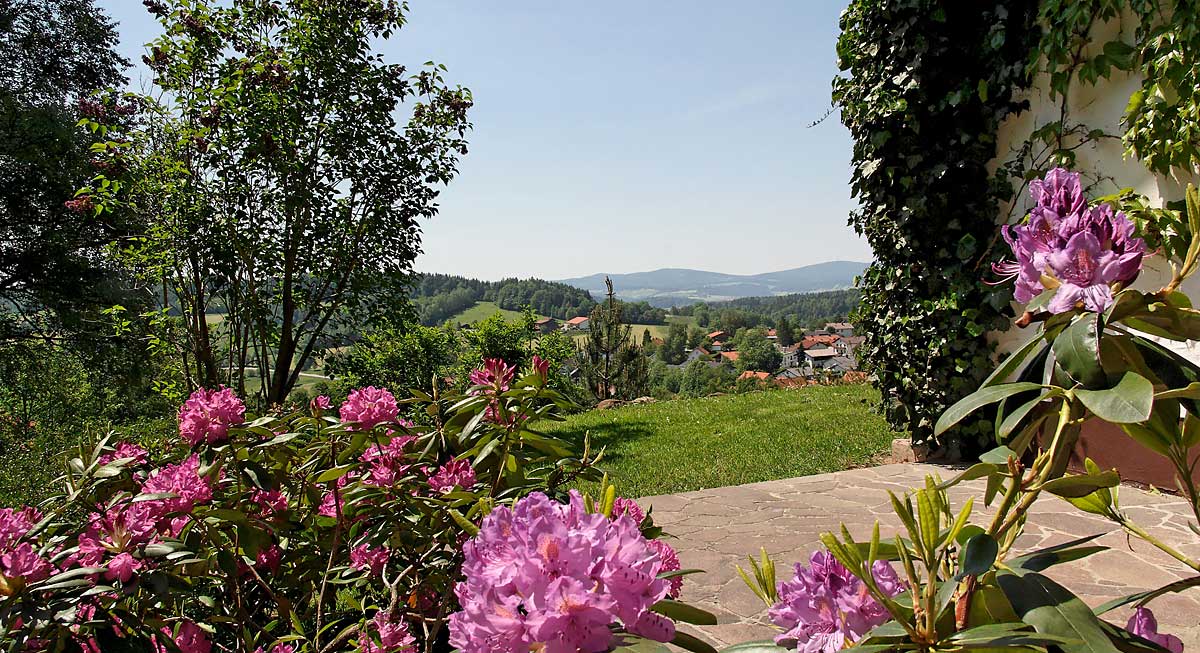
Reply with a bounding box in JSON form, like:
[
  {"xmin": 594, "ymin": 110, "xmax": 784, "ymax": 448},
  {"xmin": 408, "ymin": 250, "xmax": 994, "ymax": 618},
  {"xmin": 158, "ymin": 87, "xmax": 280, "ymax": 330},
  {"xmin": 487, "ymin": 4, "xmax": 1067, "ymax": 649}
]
[{"xmin": 98, "ymin": 1, "xmax": 870, "ymax": 282}]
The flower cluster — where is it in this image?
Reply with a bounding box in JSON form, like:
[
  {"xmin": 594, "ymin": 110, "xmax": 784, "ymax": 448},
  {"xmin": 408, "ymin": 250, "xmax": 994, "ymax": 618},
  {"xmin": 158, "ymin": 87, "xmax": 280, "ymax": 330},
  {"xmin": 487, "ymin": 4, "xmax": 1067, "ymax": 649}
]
[
  {"xmin": 427, "ymin": 458, "xmax": 477, "ymax": 493},
  {"xmin": 995, "ymin": 167, "xmax": 1146, "ymax": 314},
  {"xmin": 359, "ymin": 611, "xmax": 417, "ymax": 653},
  {"xmin": 449, "ymin": 491, "xmax": 677, "ymax": 653},
  {"xmin": 470, "ymin": 358, "xmax": 517, "ymax": 424},
  {"xmin": 360, "ymin": 432, "xmax": 416, "ymax": 487},
  {"xmin": 769, "ymin": 551, "xmax": 903, "ymax": 653},
  {"xmin": 178, "ymin": 387, "xmax": 246, "ymax": 446},
  {"xmin": 341, "ymin": 387, "xmax": 400, "ymax": 431},
  {"xmin": 0, "ymin": 507, "xmax": 52, "ymax": 592},
  {"xmin": 350, "ymin": 543, "xmax": 390, "ymax": 577},
  {"xmin": 608, "ymin": 497, "xmax": 683, "ymax": 598},
  {"xmin": 98, "ymin": 441, "xmax": 150, "ymax": 467}
]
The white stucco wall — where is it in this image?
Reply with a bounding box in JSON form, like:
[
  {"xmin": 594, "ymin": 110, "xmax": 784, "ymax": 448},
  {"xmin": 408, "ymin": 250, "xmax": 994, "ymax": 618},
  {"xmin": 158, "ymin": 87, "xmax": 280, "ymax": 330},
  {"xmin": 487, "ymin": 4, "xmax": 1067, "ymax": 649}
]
[{"xmin": 989, "ymin": 13, "xmax": 1199, "ymax": 363}]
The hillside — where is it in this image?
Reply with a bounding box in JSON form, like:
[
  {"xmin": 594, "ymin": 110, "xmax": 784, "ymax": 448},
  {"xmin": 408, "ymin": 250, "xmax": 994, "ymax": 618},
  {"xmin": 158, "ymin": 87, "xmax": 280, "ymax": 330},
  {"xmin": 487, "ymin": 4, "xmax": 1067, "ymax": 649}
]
[
  {"xmin": 411, "ymin": 274, "xmax": 595, "ymax": 325},
  {"xmin": 556, "ymin": 260, "xmax": 867, "ymax": 307}
]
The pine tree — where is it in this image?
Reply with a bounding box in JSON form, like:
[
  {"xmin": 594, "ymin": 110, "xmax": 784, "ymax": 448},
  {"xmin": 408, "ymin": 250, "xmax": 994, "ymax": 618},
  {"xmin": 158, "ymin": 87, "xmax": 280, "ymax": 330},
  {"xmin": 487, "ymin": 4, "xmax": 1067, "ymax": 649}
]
[
  {"xmin": 576, "ymin": 278, "xmax": 648, "ymax": 401},
  {"xmin": 777, "ymin": 316, "xmax": 795, "ymax": 347}
]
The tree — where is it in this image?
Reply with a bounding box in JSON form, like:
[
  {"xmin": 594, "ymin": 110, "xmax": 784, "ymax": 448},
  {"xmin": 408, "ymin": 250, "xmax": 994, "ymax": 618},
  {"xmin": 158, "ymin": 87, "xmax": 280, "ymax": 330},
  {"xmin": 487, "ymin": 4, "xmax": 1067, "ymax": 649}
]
[
  {"xmin": 659, "ymin": 321, "xmax": 688, "ymax": 365},
  {"xmin": 576, "ymin": 278, "xmax": 648, "ymax": 401},
  {"xmin": 0, "ymin": 0, "xmax": 130, "ymax": 341},
  {"xmin": 325, "ymin": 323, "xmax": 459, "ymax": 397},
  {"xmin": 777, "ymin": 315, "xmax": 796, "ymax": 347},
  {"xmin": 81, "ymin": 0, "xmax": 472, "ymax": 406},
  {"xmin": 732, "ymin": 328, "xmax": 782, "ymax": 373}
]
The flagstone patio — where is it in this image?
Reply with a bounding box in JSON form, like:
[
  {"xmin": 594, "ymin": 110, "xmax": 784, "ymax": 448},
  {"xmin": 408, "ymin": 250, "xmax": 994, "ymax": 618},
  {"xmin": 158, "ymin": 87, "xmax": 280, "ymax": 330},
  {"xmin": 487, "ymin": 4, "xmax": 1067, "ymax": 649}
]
[{"xmin": 641, "ymin": 463, "xmax": 1200, "ymax": 649}]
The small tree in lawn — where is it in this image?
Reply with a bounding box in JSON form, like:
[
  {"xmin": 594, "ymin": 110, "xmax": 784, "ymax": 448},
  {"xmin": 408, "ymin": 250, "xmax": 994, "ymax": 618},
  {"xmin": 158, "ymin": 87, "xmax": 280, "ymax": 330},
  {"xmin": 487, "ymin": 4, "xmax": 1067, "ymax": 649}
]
[
  {"xmin": 577, "ymin": 277, "xmax": 648, "ymax": 401},
  {"xmin": 80, "ymin": 0, "xmax": 472, "ymax": 406}
]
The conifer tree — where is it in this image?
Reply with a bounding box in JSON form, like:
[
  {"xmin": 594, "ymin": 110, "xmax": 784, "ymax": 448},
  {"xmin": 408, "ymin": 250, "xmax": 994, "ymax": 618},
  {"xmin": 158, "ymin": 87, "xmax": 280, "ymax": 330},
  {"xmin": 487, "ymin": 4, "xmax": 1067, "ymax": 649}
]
[{"xmin": 576, "ymin": 278, "xmax": 647, "ymax": 401}]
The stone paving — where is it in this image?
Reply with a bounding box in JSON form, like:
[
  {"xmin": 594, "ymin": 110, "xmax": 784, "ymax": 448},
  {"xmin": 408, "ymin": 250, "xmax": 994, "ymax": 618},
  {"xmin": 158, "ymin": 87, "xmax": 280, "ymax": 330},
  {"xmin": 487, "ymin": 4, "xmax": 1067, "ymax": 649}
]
[{"xmin": 639, "ymin": 463, "xmax": 1200, "ymax": 649}]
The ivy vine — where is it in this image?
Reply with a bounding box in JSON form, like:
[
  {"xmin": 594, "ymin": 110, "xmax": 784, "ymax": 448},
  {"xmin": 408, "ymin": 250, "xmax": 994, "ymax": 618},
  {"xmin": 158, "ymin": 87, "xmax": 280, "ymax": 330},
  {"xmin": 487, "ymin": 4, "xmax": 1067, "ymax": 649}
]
[{"xmin": 834, "ymin": 1, "xmax": 1041, "ymax": 452}]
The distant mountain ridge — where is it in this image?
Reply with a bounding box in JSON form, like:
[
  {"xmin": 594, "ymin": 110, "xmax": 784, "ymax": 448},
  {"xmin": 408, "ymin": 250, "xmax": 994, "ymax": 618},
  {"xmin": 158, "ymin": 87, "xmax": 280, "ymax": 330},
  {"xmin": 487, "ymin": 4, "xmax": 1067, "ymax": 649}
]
[{"xmin": 556, "ymin": 260, "xmax": 866, "ymax": 307}]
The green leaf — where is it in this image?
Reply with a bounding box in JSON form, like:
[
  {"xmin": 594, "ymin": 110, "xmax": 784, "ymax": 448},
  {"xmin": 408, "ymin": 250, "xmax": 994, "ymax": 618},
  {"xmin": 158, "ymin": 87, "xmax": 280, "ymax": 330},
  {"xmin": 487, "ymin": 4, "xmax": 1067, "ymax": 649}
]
[
  {"xmin": 935, "ymin": 383, "xmax": 1044, "ymax": 435},
  {"xmin": 1053, "ymin": 314, "xmax": 1105, "ymax": 388},
  {"xmin": 984, "ymin": 336, "xmax": 1046, "ymax": 387},
  {"xmin": 1008, "ymin": 533, "xmax": 1106, "ymax": 572},
  {"xmin": 313, "ymin": 464, "xmax": 357, "ymax": 484},
  {"xmin": 980, "ymin": 445, "xmax": 1018, "ymax": 465},
  {"xmin": 651, "ymin": 599, "xmax": 718, "ymax": 626},
  {"xmin": 960, "ymin": 533, "xmax": 999, "ymax": 577},
  {"xmin": 1092, "ymin": 576, "xmax": 1200, "ymax": 615},
  {"xmin": 997, "ymin": 571, "xmax": 1120, "ymax": 653},
  {"xmin": 1075, "ymin": 373, "xmax": 1154, "ymax": 423},
  {"xmin": 949, "ymin": 622, "xmax": 1076, "ymax": 647},
  {"xmin": 671, "ymin": 631, "xmax": 720, "ymax": 653},
  {"xmin": 719, "ymin": 641, "xmax": 792, "ymax": 653},
  {"xmin": 1041, "ymin": 470, "xmax": 1121, "ymax": 498}
]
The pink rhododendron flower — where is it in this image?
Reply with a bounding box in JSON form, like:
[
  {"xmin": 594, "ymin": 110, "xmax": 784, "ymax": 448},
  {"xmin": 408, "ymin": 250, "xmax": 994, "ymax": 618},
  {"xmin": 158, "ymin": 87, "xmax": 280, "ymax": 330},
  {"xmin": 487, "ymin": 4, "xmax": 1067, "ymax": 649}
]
[
  {"xmin": 254, "ymin": 645, "xmax": 295, "ymax": 653},
  {"xmin": 427, "ymin": 458, "xmax": 476, "ymax": 493},
  {"xmin": 178, "ymin": 387, "xmax": 246, "ymax": 446},
  {"xmin": 140, "ymin": 455, "xmax": 213, "ymax": 536},
  {"xmin": 350, "ymin": 543, "xmax": 390, "ymax": 576},
  {"xmin": 769, "ymin": 551, "xmax": 903, "ymax": 653},
  {"xmin": 319, "ymin": 473, "xmax": 356, "ymax": 518},
  {"xmin": 993, "ymin": 167, "xmax": 1145, "ymax": 314},
  {"xmin": 0, "ymin": 507, "xmax": 40, "ymax": 550},
  {"xmin": 1, "ymin": 542, "xmax": 53, "ymax": 584},
  {"xmin": 531, "ymin": 355, "xmax": 550, "ymax": 379},
  {"xmin": 104, "ymin": 551, "xmax": 142, "ymax": 583},
  {"xmin": 341, "ymin": 387, "xmax": 400, "ymax": 431},
  {"xmin": 256, "ymin": 544, "xmax": 282, "ymax": 573},
  {"xmin": 154, "ymin": 621, "xmax": 211, "ymax": 653},
  {"xmin": 75, "ymin": 502, "xmax": 159, "ymax": 567},
  {"xmin": 1127, "ymin": 607, "xmax": 1183, "ymax": 653},
  {"xmin": 311, "ymin": 395, "xmax": 332, "ymax": 414},
  {"xmin": 360, "ymin": 433, "xmax": 416, "ymax": 487},
  {"xmin": 448, "ymin": 491, "xmax": 676, "ymax": 653},
  {"xmin": 646, "ymin": 539, "xmax": 683, "ymax": 599},
  {"xmin": 470, "ymin": 359, "xmax": 519, "ymax": 424},
  {"xmin": 98, "ymin": 441, "xmax": 149, "ymax": 467},
  {"xmin": 611, "ymin": 497, "xmax": 645, "ymax": 525},
  {"xmin": 360, "ymin": 610, "xmax": 417, "ymax": 653}
]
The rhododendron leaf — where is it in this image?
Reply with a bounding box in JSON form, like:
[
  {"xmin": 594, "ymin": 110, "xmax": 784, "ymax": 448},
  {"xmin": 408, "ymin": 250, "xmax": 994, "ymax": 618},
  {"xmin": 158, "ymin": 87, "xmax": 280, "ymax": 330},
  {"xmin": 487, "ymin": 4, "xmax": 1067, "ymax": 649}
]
[
  {"xmin": 1053, "ymin": 313, "xmax": 1105, "ymax": 388},
  {"xmin": 657, "ymin": 568, "xmax": 704, "ymax": 579},
  {"xmin": 1074, "ymin": 373, "xmax": 1153, "ymax": 423},
  {"xmin": 948, "ymin": 622, "xmax": 1077, "ymax": 647},
  {"xmin": 670, "ymin": 630, "xmax": 720, "ymax": 653},
  {"xmin": 1008, "ymin": 533, "xmax": 1107, "ymax": 572},
  {"xmin": 718, "ymin": 640, "xmax": 791, "ymax": 653},
  {"xmin": 936, "ymin": 462, "xmax": 1000, "ymax": 489},
  {"xmin": 313, "ymin": 464, "xmax": 357, "ymax": 484},
  {"xmin": 1041, "ymin": 470, "xmax": 1120, "ymax": 499},
  {"xmin": 936, "ymin": 383, "xmax": 1044, "ymax": 435},
  {"xmin": 980, "ymin": 445, "xmax": 1019, "ymax": 465},
  {"xmin": 996, "ymin": 570, "xmax": 1120, "ymax": 653},
  {"xmin": 959, "ymin": 533, "xmax": 999, "ymax": 578},
  {"xmin": 983, "ymin": 335, "xmax": 1048, "ymax": 387},
  {"xmin": 446, "ymin": 508, "xmax": 478, "ymax": 536},
  {"xmin": 999, "ymin": 393, "xmax": 1059, "ymax": 440},
  {"xmin": 1092, "ymin": 576, "xmax": 1200, "ymax": 615},
  {"xmin": 652, "ymin": 599, "xmax": 717, "ymax": 625}
]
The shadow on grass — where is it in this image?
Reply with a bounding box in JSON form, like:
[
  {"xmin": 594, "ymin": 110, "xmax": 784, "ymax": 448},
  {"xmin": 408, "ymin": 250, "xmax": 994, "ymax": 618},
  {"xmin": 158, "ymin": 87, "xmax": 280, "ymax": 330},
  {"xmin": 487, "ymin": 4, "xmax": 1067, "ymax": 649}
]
[{"xmin": 540, "ymin": 416, "xmax": 657, "ymax": 468}]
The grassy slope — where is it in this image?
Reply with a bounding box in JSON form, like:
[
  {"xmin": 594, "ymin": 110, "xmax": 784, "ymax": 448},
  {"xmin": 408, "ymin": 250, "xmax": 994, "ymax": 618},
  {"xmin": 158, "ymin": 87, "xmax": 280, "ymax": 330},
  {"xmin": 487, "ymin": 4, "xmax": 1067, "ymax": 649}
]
[
  {"xmin": 448, "ymin": 301, "xmax": 529, "ymax": 324},
  {"xmin": 541, "ymin": 385, "xmax": 897, "ymax": 498}
]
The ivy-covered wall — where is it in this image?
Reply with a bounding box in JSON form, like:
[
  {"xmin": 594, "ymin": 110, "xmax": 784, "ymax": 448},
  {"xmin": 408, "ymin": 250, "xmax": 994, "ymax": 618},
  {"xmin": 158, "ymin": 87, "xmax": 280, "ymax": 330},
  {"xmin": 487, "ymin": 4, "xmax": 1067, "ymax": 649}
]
[
  {"xmin": 839, "ymin": 0, "xmax": 1200, "ymax": 452},
  {"xmin": 834, "ymin": 1, "xmax": 1041, "ymax": 452}
]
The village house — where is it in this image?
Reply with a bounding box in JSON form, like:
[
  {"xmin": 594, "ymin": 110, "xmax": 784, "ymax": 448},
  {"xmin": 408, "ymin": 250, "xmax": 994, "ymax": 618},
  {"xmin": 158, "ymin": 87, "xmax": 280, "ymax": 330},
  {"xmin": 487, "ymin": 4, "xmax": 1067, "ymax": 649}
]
[
  {"xmin": 803, "ymin": 346, "xmax": 839, "ymax": 370},
  {"xmin": 824, "ymin": 322, "xmax": 855, "ymax": 338},
  {"xmin": 719, "ymin": 350, "xmax": 740, "ymax": 364},
  {"xmin": 534, "ymin": 317, "xmax": 559, "ymax": 334},
  {"xmin": 836, "ymin": 335, "xmax": 865, "ymax": 358},
  {"xmin": 780, "ymin": 343, "xmax": 803, "ymax": 369},
  {"xmin": 564, "ymin": 316, "xmax": 590, "ymax": 331},
  {"xmin": 801, "ymin": 334, "xmax": 840, "ymax": 350},
  {"xmin": 683, "ymin": 346, "xmax": 712, "ymax": 364},
  {"xmin": 766, "ymin": 328, "xmax": 778, "ymax": 341},
  {"xmin": 706, "ymin": 330, "xmax": 729, "ymax": 342}
]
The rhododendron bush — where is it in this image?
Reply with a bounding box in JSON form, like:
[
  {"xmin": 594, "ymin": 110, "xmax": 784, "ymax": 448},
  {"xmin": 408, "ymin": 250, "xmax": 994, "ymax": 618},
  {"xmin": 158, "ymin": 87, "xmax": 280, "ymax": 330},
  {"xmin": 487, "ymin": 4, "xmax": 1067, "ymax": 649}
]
[
  {"xmin": 734, "ymin": 172, "xmax": 1200, "ymax": 653},
  {"xmin": 0, "ymin": 358, "xmax": 717, "ymax": 652}
]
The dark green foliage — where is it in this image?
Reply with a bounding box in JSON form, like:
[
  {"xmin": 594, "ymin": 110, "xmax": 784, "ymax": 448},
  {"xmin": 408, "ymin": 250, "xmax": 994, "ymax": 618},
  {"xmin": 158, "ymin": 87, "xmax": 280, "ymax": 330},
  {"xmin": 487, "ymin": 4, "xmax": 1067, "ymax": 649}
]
[
  {"xmin": 576, "ymin": 279, "xmax": 649, "ymax": 401},
  {"xmin": 680, "ymin": 360, "xmax": 736, "ymax": 399},
  {"xmin": 674, "ymin": 289, "xmax": 859, "ymax": 332},
  {"xmin": 0, "ymin": 0, "xmax": 129, "ymax": 341},
  {"xmin": 834, "ymin": 0, "xmax": 1040, "ymax": 450},
  {"xmin": 325, "ymin": 323, "xmax": 460, "ymax": 397},
  {"xmin": 411, "ymin": 273, "xmax": 596, "ymax": 325},
  {"xmin": 658, "ymin": 321, "xmax": 688, "ymax": 365},
  {"xmin": 731, "ymin": 328, "xmax": 782, "ymax": 374}
]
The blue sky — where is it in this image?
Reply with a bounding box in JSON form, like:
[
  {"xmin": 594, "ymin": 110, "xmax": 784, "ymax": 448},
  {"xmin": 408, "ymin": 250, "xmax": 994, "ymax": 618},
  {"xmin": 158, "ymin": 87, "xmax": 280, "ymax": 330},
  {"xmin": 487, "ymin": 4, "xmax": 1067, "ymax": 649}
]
[{"xmin": 98, "ymin": 1, "xmax": 868, "ymax": 281}]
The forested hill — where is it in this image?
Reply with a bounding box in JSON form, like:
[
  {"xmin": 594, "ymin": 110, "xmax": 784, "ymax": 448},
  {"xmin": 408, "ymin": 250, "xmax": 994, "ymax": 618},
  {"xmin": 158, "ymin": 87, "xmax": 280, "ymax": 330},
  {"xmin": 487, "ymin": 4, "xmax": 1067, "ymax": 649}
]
[
  {"xmin": 675, "ymin": 288, "xmax": 860, "ymax": 329},
  {"xmin": 411, "ymin": 274, "xmax": 597, "ymax": 325}
]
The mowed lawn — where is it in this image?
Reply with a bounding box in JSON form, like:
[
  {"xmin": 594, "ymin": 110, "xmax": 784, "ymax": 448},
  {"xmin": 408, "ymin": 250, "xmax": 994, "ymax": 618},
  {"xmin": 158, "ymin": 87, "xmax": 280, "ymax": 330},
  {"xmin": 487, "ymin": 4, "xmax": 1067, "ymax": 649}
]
[{"xmin": 540, "ymin": 385, "xmax": 899, "ymax": 498}]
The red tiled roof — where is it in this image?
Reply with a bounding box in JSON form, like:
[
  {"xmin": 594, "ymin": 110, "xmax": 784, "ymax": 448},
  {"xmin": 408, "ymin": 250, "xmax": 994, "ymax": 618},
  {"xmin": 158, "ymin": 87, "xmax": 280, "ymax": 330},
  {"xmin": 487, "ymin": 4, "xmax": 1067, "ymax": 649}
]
[
  {"xmin": 566, "ymin": 316, "xmax": 589, "ymax": 325},
  {"xmin": 720, "ymin": 351, "xmax": 740, "ymax": 361},
  {"xmin": 738, "ymin": 371, "xmax": 771, "ymax": 381}
]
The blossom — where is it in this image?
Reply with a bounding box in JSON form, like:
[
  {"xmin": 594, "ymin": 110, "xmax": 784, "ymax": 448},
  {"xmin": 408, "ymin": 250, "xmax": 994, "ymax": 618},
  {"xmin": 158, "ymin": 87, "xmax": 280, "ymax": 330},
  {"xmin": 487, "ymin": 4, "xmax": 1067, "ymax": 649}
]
[
  {"xmin": 255, "ymin": 645, "xmax": 295, "ymax": 653},
  {"xmin": 140, "ymin": 455, "xmax": 213, "ymax": 536},
  {"xmin": 360, "ymin": 433, "xmax": 416, "ymax": 487},
  {"xmin": 531, "ymin": 355, "xmax": 551, "ymax": 379},
  {"xmin": 470, "ymin": 359, "xmax": 518, "ymax": 424},
  {"xmin": 318, "ymin": 473, "xmax": 355, "ymax": 518},
  {"xmin": 76, "ymin": 502, "xmax": 159, "ymax": 567},
  {"xmin": 351, "ymin": 543, "xmax": 389, "ymax": 576},
  {"xmin": 2, "ymin": 542, "xmax": 53, "ymax": 584},
  {"xmin": 646, "ymin": 539, "xmax": 683, "ymax": 599},
  {"xmin": 98, "ymin": 441, "xmax": 149, "ymax": 467},
  {"xmin": 1127, "ymin": 607, "xmax": 1183, "ymax": 653},
  {"xmin": 154, "ymin": 621, "xmax": 211, "ymax": 653},
  {"xmin": 178, "ymin": 387, "xmax": 246, "ymax": 446},
  {"xmin": 311, "ymin": 395, "xmax": 332, "ymax": 413},
  {"xmin": 341, "ymin": 387, "xmax": 400, "ymax": 431},
  {"xmin": 104, "ymin": 552, "xmax": 143, "ymax": 583},
  {"xmin": 427, "ymin": 458, "xmax": 476, "ymax": 493},
  {"xmin": 449, "ymin": 491, "xmax": 676, "ymax": 653},
  {"xmin": 255, "ymin": 544, "xmax": 282, "ymax": 573},
  {"xmin": 0, "ymin": 507, "xmax": 40, "ymax": 551},
  {"xmin": 769, "ymin": 551, "xmax": 903, "ymax": 653},
  {"xmin": 994, "ymin": 167, "xmax": 1145, "ymax": 314},
  {"xmin": 611, "ymin": 497, "xmax": 645, "ymax": 525},
  {"xmin": 360, "ymin": 611, "xmax": 417, "ymax": 653}
]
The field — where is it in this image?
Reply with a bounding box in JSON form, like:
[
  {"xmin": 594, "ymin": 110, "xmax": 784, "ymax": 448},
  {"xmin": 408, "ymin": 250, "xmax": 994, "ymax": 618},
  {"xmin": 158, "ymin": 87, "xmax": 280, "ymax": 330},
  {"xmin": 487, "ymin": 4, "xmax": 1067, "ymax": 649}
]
[
  {"xmin": 540, "ymin": 385, "xmax": 897, "ymax": 498},
  {"xmin": 447, "ymin": 301, "xmax": 531, "ymax": 324}
]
